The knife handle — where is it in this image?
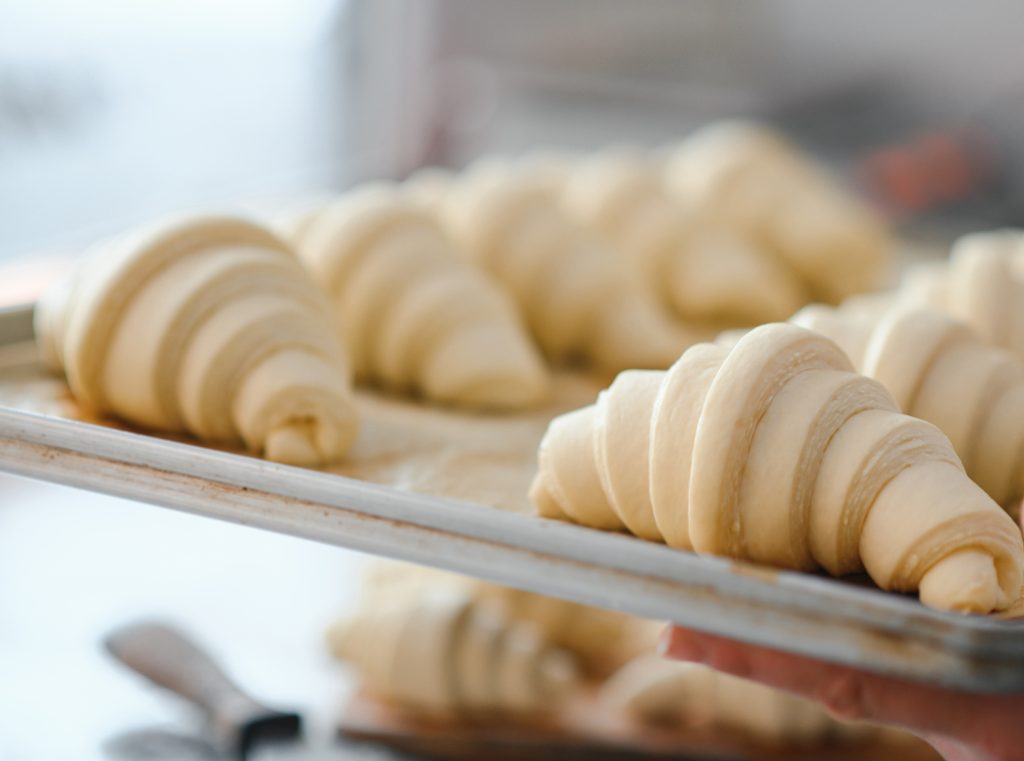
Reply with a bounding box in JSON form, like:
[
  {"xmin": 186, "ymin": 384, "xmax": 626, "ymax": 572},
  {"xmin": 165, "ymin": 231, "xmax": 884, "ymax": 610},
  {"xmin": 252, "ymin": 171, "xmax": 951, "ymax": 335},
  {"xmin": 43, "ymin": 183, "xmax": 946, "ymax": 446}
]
[{"xmin": 104, "ymin": 620, "xmax": 301, "ymax": 760}]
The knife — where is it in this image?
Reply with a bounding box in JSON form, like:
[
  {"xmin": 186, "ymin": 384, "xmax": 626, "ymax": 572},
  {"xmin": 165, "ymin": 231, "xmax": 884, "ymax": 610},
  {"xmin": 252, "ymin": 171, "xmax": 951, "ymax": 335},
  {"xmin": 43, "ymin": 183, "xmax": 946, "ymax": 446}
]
[{"xmin": 104, "ymin": 620, "xmax": 399, "ymax": 761}]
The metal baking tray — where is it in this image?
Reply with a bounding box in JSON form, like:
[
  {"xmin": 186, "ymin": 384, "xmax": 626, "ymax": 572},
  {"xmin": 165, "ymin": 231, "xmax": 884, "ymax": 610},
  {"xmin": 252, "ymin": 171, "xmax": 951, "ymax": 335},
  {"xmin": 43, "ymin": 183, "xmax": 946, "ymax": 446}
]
[{"xmin": 1, "ymin": 302, "xmax": 1022, "ymax": 693}]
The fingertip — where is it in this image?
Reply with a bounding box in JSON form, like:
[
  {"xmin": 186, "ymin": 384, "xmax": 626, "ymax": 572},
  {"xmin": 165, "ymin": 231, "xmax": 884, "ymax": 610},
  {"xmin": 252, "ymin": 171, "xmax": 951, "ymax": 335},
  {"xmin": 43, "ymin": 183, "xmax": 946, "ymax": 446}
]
[
  {"xmin": 658, "ymin": 625, "xmax": 707, "ymax": 662},
  {"xmin": 817, "ymin": 670, "xmax": 868, "ymax": 722}
]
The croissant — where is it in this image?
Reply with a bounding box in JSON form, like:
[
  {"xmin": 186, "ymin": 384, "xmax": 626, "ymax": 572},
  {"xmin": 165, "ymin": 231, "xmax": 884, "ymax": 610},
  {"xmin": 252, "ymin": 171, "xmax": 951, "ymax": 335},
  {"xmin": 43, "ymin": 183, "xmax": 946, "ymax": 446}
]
[
  {"xmin": 794, "ymin": 304, "xmax": 1024, "ymax": 509},
  {"xmin": 286, "ymin": 186, "xmax": 549, "ymax": 410},
  {"xmin": 357, "ymin": 560, "xmax": 639, "ymax": 676},
  {"xmin": 328, "ymin": 590, "xmax": 580, "ymax": 716},
  {"xmin": 530, "ymin": 323, "xmax": 1024, "ymax": 613},
  {"xmin": 901, "ymin": 230, "xmax": 1024, "ymax": 358},
  {"xmin": 435, "ymin": 160, "xmax": 690, "ymax": 371},
  {"xmin": 35, "ymin": 215, "xmax": 358, "ymax": 466},
  {"xmin": 664, "ymin": 121, "xmax": 890, "ymax": 304},
  {"xmin": 601, "ymin": 655, "xmax": 874, "ymax": 745},
  {"xmin": 561, "ymin": 150, "xmax": 807, "ymax": 325}
]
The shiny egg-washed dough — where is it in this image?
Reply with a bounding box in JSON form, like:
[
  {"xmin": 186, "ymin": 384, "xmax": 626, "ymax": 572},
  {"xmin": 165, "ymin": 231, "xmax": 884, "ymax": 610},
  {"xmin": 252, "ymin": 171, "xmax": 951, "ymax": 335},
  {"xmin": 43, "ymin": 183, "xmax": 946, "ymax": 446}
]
[
  {"xmin": 435, "ymin": 160, "xmax": 689, "ymax": 372},
  {"xmin": 531, "ymin": 323, "xmax": 1024, "ymax": 613},
  {"xmin": 601, "ymin": 655, "xmax": 875, "ymax": 745},
  {"xmin": 561, "ymin": 149, "xmax": 807, "ymax": 325},
  {"xmin": 794, "ymin": 305, "xmax": 1024, "ymax": 508},
  {"xmin": 664, "ymin": 121, "xmax": 890, "ymax": 304},
  {"xmin": 35, "ymin": 215, "xmax": 358, "ymax": 466},
  {"xmin": 328, "ymin": 589, "xmax": 579, "ymax": 716},
  {"xmin": 286, "ymin": 185, "xmax": 549, "ymax": 410}
]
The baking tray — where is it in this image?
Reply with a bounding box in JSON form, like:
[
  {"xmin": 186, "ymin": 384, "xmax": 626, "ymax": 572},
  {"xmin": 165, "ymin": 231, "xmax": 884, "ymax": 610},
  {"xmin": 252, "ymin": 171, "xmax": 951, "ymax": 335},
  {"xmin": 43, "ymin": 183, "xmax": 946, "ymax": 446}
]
[{"xmin": 1, "ymin": 303, "xmax": 1022, "ymax": 693}]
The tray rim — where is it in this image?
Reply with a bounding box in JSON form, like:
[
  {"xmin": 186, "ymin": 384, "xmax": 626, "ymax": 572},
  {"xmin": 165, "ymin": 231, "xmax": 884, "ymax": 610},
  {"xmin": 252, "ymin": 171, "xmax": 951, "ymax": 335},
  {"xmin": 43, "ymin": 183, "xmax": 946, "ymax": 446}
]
[{"xmin": 2, "ymin": 302, "xmax": 1023, "ymax": 693}]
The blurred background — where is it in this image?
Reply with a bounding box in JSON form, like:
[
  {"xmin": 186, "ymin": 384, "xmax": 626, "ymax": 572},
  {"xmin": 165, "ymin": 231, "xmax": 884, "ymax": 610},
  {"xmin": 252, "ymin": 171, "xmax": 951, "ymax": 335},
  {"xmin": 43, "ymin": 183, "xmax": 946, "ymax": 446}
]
[
  {"xmin": 6, "ymin": 0, "xmax": 1024, "ymax": 268},
  {"xmin": 3, "ymin": 0, "xmax": 1024, "ymax": 757}
]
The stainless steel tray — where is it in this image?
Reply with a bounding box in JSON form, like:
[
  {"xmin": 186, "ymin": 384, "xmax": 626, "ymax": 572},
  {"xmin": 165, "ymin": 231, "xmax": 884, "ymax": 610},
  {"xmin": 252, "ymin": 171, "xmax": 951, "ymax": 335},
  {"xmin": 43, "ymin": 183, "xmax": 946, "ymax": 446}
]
[{"xmin": 1, "ymin": 303, "xmax": 1022, "ymax": 693}]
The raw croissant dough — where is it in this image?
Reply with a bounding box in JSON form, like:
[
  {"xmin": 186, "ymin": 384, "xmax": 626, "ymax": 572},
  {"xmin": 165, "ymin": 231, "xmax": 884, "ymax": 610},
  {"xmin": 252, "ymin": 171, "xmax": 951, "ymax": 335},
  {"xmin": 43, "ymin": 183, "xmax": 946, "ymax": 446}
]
[
  {"xmin": 531, "ymin": 323, "xmax": 1024, "ymax": 613},
  {"xmin": 356, "ymin": 560, "xmax": 640, "ymax": 677},
  {"xmin": 601, "ymin": 655, "xmax": 874, "ymax": 745},
  {"xmin": 900, "ymin": 230, "xmax": 1024, "ymax": 358},
  {"xmin": 328, "ymin": 590, "xmax": 579, "ymax": 716},
  {"xmin": 286, "ymin": 185, "xmax": 549, "ymax": 410},
  {"xmin": 794, "ymin": 305, "xmax": 1024, "ymax": 508},
  {"xmin": 434, "ymin": 160, "xmax": 690, "ymax": 371},
  {"xmin": 35, "ymin": 215, "xmax": 358, "ymax": 466},
  {"xmin": 561, "ymin": 149, "xmax": 807, "ymax": 325},
  {"xmin": 664, "ymin": 121, "xmax": 890, "ymax": 304}
]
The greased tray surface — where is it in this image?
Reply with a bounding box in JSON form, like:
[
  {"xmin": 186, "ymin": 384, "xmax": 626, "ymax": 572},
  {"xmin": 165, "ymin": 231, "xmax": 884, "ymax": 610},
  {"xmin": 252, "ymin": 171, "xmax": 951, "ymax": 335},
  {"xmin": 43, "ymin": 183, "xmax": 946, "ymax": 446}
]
[{"xmin": 0, "ymin": 303, "xmax": 1022, "ymax": 693}]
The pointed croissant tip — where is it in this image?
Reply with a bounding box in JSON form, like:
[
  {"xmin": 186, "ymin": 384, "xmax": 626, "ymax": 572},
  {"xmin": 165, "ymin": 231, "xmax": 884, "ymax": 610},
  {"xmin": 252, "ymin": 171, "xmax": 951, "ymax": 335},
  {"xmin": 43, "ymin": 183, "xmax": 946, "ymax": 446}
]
[
  {"xmin": 263, "ymin": 416, "xmax": 356, "ymax": 467},
  {"xmin": 919, "ymin": 549, "xmax": 1011, "ymax": 614}
]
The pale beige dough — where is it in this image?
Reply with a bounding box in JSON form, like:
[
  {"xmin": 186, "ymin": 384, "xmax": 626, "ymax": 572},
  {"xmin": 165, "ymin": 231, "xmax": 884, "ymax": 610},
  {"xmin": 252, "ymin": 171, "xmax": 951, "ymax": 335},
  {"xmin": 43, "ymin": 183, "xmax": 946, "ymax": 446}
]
[
  {"xmin": 927, "ymin": 230, "xmax": 1024, "ymax": 358},
  {"xmin": 34, "ymin": 214, "xmax": 357, "ymax": 466},
  {"xmin": 664, "ymin": 120, "xmax": 891, "ymax": 305},
  {"xmin": 433, "ymin": 159, "xmax": 691, "ymax": 372},
  {"xmin": 894, "ymin": 231, "xmax": 1024, "ymax": 360},
  {"xmin": 531, "ymin": 323, "xmax": 1024, "ymax": 613},
  {"xmin": 352, "ymin": 561, "xmax": 643, "ymax": 677},
  {"xmin": 795, "ymin": 304, "xmax": 1024, "ymax": 508},
  {"xmin": 328, "ymin": 586, "xmax": 580, "ymax": 716},
  {"xmin": 561, "ymin": 149, "xmax": 807, "ymax": 325},
  {"xmin": 286, "ymin": 184, "xmax": 549, "ymax": 411}
]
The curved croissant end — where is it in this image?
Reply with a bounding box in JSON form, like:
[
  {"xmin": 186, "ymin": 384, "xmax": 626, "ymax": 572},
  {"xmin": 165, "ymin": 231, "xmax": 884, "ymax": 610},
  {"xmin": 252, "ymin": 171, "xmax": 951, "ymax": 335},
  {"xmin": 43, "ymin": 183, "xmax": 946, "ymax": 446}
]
[
  {"xmin": 532, "ymin": 322, "xmax": 1024, "ymax": 613},
  {"xmin": 35, "ymin": 214, "xmax": 358, "ymax": 466}
]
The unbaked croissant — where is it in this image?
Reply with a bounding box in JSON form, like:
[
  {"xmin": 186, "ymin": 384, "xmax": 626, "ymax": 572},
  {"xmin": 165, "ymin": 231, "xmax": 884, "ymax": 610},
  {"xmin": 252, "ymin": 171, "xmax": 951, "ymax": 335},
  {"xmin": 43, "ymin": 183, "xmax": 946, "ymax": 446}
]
[
  {"xmin": 35, "ymin": 215, "xmax": 358, "ymax": 466},
  {"xmin": 358, "ymin": 560, "xmax": 639, "ymax": 677},
  {"xmin": 530, "ymin": 323, "xmax": 1024, "ymax": 613},
  {"xmin": 286, "ymin": 185, "xmax": 549, "ymax": 410},
  {"xmin": 328, "ymin": 590, "xmax": 580, "ymax": 716},
  {"xmin": 794, "ymin": 304, "xmax": 1024, "ymax": 508},
  {"xmin": 664, "ymin": 121, "xmax": 890, "ymax": 304},
  {"xmin": 435, "ymin": 160, "xmax": 690, "ymax": 372},
  {"xmin": 899, "ymin": 230, "xmax": 1024, "ymax": 358},
  {"xmin": 601, "ymin": 655, "xmax": 874, "ymax": 745},
  {"xmin": 561, "ymin": 149, "xmax": 807, "ymax": 325}
]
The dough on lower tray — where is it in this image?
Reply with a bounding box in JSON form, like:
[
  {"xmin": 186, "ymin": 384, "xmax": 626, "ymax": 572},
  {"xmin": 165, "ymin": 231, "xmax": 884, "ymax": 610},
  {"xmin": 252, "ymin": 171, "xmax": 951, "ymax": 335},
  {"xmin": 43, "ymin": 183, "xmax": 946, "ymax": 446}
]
[{"xmin": 329, "ymin": 586, "xmax": 580, "ymax": 717}]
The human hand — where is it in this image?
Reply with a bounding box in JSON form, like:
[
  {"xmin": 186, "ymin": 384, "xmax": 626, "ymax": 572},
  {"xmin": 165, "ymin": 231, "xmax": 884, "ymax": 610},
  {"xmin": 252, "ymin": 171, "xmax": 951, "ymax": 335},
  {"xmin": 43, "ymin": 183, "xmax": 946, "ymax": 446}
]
[{"xmin": 660, "ymin": 625, "xmax": 1024, "ymax": 761}]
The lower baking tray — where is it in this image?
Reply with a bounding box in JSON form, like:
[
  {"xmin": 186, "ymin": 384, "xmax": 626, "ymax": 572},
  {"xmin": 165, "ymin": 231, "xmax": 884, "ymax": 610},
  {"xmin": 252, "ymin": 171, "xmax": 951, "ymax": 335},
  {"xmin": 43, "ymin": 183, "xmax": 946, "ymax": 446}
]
[{"xmin": 1, "ymin": 303, "xmax": 1022, "ymax": 693}]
